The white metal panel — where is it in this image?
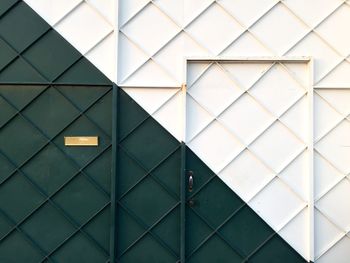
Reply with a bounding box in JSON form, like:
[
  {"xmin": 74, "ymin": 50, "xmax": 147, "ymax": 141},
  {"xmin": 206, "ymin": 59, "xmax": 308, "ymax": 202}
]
[
  {"xmin": 314, "ymin": 88, "xmax": 350, "ymax": 262},
  {"xmin": 114, "ymin": 1, "xmax": 350, "ymax": 152},
  {"xmin": 54, "ymin": 2, "xmax": 113, "ymax": 55}
]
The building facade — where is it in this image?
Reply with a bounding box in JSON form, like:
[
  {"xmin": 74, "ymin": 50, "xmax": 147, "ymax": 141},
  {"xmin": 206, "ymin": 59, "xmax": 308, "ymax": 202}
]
[{"xmin": 0, "ymin": 0, "xmax": 349, "ymax": 262}]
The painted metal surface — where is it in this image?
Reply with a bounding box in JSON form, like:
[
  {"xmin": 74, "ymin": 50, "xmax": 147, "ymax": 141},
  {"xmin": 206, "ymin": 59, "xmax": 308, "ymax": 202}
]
[
  {"xmin": 186, "ymin": 59, "xmax": 312, "ymax": 260},
  {"xmin": 0, "ymin": 84, "xmax": 113, "ymax": 262},
  {"xmin": 23, "ymin": 0, "xmax": 116, "ymax": 81},
  {"xmin": 0, "ymin": 2, "xmax": 113, "ymax": 262},
  {"xmin": 185, "ymin": 147, "xmax": 306, "ymax": 263},
  {"xmin": 115, "ymin": 88, "xmax": 181, "ymax": 262},
  {"xmin": 2, "ymin": 0, "xmax": 350, "ymax": 262},
  {"xmin": 113, "ymin": 88, "xmax": 306, "ymax": 262}
]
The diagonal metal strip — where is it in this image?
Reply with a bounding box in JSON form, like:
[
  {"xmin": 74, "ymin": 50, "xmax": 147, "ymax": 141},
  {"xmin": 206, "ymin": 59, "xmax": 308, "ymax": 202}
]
[
  {"xmin": 0, "ymin": 87, "xmax": 112, "ymax": 260},
  {"xmin": 185, "ymin": 172, "xmax": 302, "ymax": 262},
  {"xmin": 117, "ymin": 201, "xmax": 180, "ymax": 259},
  {"xmin": 115, "ymin": 92, "xmax": 182, "ymax": 260},
  {"xmin": 119, "ymin": 0, "xmax": 349, "ymax": 91},
  {"xmin": 0, "ymin": 23, "xmax": 110, "ymax": 86},
  {"xmin": 185, "ymin": 172, "xmax": 285, "ymax": 262},
  {"xmin": 185, "ymin": 200, "xmax": 248, "ymax": 260},
  {"xmin": 314, "ymin": 89, "xmax": 350, "ymax": 143},
  {"xmin": 40, "ymin": 202, "xmax": 111, "ymax": 262},
  {"xmin": 186, "ymin": 60, "xmax": 311, "ymax": 260},
  {"xmin": 0, "ymin": 0, "xmax": 20, "ymax": 20},
  {"xmin": 118, "ymin": 144, "xmax": 181, "ymax": 200},
  {"xmin": 0, "ymin": 87, "xmax": 112, "ymax": 186},
  {"xmin": 0, "ymin": 85, "xmax": 51, "ymax": 130},
  {"xmin": 0, "ymin": 148, "xmax": 110, "ymax": 260},
  {"xmin": 0, "ymin": 209, "xmax": 55, "ymax": 263},
  {"xmin": 312, "ymin": 88, "xmax": 350, "ymax": 259},
  {"xmin": 116, "ymin": 144, "xmax": 181, "ymax": 258},
  {"xmin": 0, "ymin": 145, "xmax": 111, "ymax": 259},
  {"xmin": 0, "ymin": 2, "xmax": 114, "ymax": 261},
  {"xmin": 0, "ymin": 145, "xmax": 111, "ymax": 244},
  {"xmin": 187, "ymin": 62, "xmax": 308, "ymax": 176}
]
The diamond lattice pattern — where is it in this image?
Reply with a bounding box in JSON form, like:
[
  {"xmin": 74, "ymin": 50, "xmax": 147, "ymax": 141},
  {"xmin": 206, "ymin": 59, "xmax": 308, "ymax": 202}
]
[
  {"xmin": 17, "ymin": 0, "xmax": 350, "ymax": 261},
  {"xmin": 314, "ymin": 89, "xmax": 350, "ymax": 262},
  {"xmin": 0, "ymin": 84, "xmax": 112, "ymax": 262},
  {"xmin": 187, "ymin": 61, "xmax": 310, "ymax": 260}
]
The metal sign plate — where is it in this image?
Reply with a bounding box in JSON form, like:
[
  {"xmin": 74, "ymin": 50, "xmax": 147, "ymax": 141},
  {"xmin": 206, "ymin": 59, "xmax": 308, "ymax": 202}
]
[{"xmin": 64, "ymin": 136, "xmax": 99, "ymax": 146}]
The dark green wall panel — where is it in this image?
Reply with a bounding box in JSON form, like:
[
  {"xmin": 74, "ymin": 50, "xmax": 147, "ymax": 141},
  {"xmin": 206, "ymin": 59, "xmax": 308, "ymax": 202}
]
[
  {"xmin": 116, "ymin": 89, "xmax": 181, "ymax": 262},
  {"xmin": 0, "ymin": 85, "xmax": 112, "ymax": 263},
  {"xmin": 0, "ymin": 2, "xmax": 113, "ymax": 262},
  {"xmin": 185, "ymin": 148, "xmax": 306, "ymax": 263}
]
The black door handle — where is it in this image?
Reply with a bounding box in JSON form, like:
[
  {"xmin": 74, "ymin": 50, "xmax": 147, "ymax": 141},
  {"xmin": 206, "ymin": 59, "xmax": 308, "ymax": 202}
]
[{"xmin": 189, "ymin": 173, "xmax": 193, "ymax": 192}]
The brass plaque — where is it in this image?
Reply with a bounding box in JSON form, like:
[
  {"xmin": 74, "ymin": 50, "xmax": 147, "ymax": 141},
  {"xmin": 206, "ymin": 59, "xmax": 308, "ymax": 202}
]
[{"xmin": 64, "ymin": 136, "xmax": 98, "ymax": 146}]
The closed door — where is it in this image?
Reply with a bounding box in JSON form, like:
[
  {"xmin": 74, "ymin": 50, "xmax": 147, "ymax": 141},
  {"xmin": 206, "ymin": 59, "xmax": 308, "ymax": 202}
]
[
  {"xmin": 185, "ymin": 60, "xmax": 311, "ymax": 263},
  {"xmin": 114, "ymin": 59, "xmax": 311, "ymax": 263},
  {"xmin": 0, "ymin": 84, "xmax": 112, "ymax": 263}
]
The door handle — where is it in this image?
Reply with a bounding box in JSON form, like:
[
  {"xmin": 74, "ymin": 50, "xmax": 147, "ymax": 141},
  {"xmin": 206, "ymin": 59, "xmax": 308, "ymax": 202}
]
[{"xmin": 188, "ymin": 172, "xmax": 194, "ymax": 192}]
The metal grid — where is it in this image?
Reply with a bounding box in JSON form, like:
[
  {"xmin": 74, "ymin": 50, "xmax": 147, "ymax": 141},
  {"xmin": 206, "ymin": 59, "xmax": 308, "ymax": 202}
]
[
  {"xmin": 118, "ymin": 0, "xmax": 350, "ymax": 86},
  {"xmin": 186, "ymin": 59, "xmax": 312, "ymax": 261},
  {"xmin": 313, "ymin": 88, "xmax": 350, "ymax": 261},
  {"xmin": 4, "ymin": 0, "xmax": 350, "ymax": 261},
  {"xmin": 185, "ymin": 148, "xmax": 305, "ymax": 262},
  {"xmin": 0, "ymin": 84, "xmax": 112, "ymax": 262},
  {"xmin": 0, "ymin": 2, "xmax": 113, "ymax": 261},
  {"xmin": 0, "ymin": 1, "xmax": 111, "ymax": 85},
  {"xmin": 115, "ymin": 0, "xmax": 350, "ymax": 259},
  {"xmin": 115, "ymin": 89, "xmax": 182, "ymax": 262},
  {"xmin": 24, "ymin": 0, "xmax": 116, "ymax": 81}
]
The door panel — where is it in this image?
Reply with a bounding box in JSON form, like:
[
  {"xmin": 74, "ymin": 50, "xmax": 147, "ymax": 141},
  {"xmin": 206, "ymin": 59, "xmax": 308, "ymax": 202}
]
[
  {"xmin": 185, "ymin": 60, "xmax": 311, "ymax": 262},
  {"xmin": 0, "ymin": 85, "xmax": 112, "ymax": 263},
  {"xmin": 185, "ymin": 147, "xmax": 306, "ymax": 263},
  {"xmin": 116, "ymin": 90, "xmax": 182, "ymax": 263}
]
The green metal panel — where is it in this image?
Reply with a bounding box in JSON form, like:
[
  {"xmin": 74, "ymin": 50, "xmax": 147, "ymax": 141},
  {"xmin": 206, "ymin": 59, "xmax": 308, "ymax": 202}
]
[
  {"xmin": 185, "ymin": 147, "xmax": 306, "ymax": 263},
  {"xmin": 0, "ymin": 2, "xmax": 113, "ymax": 262},
  {"xmin": 0, "ymin": 85, "xmax": 112, "ymax": 262},
  {"xmin": 116, "ymin": 89, "xmax": 181, "ymax": 263},
  {"xmin": 0, "ymin": 0, "xmax": 18, "ymax": 17}
]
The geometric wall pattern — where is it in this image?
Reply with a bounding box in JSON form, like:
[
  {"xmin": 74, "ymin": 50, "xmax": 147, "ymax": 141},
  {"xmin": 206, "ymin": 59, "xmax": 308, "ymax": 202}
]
[
  {"xmin": 184, "ymin": 147, "xmax": 306, "ymax": 263},
  {"xmin": 314, "ymin": 89, "xmax": 350, "ymax": 262},
  {"xmin": 6, "ymin": 0, "xmax": 350, "ymax": 262},
  {"xmin": 186, "ymin": 60, "xmax": 312, "ymax": 260},
  {"xmin": 0, "ymin": 3, "xmax": 307, "ymax": 260},
  {"xmin": 0, "ymin": 2, "xmax": 113, "ymax": 262},
  {"xmin": 0, "ymin": 84, "xmax": 112, "ymax": 263},
  {"xmin": 24, "ymin": 0, "xmax": 116, "ymax": 81},
  {"xmin": 0, "ymin": 2, "xmax": 306, "ymax": 262},
  {"xmin": 24, "ymin": 0, "xmax": 350, "ymax": 139},
  {"xmin": 116, "ymin": 0, "xmax": 350, "ymax": 144}
]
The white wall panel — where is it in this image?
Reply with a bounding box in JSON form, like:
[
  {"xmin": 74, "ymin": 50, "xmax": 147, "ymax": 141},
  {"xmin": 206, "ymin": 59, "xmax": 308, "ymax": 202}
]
[
  {"xmin": 116, "ymin": 1, "xmax": 350, "ymax": 151},
  {"xmin": 314, "ymin": 89, "xmax": 350, "ymax": 262}
]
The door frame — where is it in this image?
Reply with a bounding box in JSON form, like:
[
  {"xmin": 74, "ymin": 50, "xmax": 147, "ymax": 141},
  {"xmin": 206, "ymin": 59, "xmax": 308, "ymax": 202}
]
[{"xmin": 181, "ymin": 56, "xmax": 314, "ymax": 262}]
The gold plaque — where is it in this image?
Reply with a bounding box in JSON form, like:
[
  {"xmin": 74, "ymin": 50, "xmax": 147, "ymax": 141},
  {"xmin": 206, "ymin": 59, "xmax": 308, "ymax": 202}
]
[{"xmin": 64, "ymin": 136, "xmax": 98, "ymax": 146}]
